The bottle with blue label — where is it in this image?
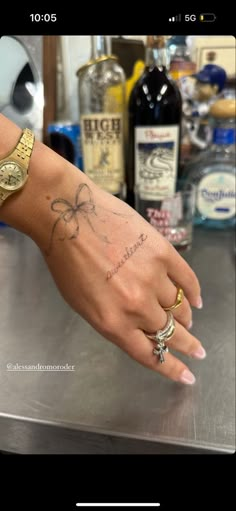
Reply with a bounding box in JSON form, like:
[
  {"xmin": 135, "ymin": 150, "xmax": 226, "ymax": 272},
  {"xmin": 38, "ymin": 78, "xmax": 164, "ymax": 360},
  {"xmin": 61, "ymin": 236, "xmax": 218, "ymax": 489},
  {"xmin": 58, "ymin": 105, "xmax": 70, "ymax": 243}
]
[{"xmin": 184, "ymin": 98, "xmax": 236, "ymax": 229}]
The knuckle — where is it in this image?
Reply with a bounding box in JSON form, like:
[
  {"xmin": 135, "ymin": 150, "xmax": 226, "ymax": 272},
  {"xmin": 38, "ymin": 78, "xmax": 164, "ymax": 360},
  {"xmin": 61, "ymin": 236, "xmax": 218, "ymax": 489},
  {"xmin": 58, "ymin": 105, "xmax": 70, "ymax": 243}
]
[
  {"xmin": 93, "ymin": 309, "xmax": 121, "ymax": 339},
  {"xmin": 97, "ymin": 310, "xmax": 120, "ymax": 338},
  {"xmin": 156, "ymin": 242, "xmax": 170, "ymax": 264},
  {"xmin": 124, "ymin": 285, "xmax": 146, "ymax": 313}
]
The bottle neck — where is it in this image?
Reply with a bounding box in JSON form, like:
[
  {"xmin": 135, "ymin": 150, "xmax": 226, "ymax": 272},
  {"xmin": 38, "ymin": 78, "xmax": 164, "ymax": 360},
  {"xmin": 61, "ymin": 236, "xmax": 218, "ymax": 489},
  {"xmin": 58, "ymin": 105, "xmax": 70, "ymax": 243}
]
[
  {"xmin": 211, "ymin": 118, "xmax": 235, "ymax": 149},
  {"xmin": 91, "ymin": 36, "xmax": 111, "ymax": 59},
  {"xmin": 145, "ymin": 47, "xmax": 170, "ymax": 71}
]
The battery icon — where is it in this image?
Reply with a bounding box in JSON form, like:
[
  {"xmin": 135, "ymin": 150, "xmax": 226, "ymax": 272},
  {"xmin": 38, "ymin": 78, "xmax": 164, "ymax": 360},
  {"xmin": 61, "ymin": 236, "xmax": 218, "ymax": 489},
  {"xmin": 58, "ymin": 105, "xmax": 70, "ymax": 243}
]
[{"xmin": 200, "ymin": 13, "xmax": 216, "ymax": 21}]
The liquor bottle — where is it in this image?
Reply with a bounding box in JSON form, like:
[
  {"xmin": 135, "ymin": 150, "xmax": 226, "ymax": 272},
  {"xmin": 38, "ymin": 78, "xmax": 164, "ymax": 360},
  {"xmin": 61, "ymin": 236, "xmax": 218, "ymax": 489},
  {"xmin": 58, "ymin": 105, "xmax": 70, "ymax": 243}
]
[
  {"xmin": 128, "ymin": 36, "xmax": 182, "ymax": 207},
  {"xmin": 169, "ymin": 41, "xmax": 196, "ymax": 82},
  {"xmin": 77, "ymin": 36, "xmax": 126, "ymax": 197},
  {"xmin": 183, "ymin": 98, "xmax": 236, "ymax": 228}
]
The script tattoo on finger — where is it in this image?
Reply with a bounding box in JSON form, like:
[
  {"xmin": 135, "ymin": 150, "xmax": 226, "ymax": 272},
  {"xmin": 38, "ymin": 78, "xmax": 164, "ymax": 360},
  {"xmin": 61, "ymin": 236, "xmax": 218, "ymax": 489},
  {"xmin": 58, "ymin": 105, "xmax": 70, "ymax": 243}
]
[
  {"xmin": 107, "ymin": 233, "xmax": 148, "ymax": 279},
  {"xmin": 47, "ymin": 183, "xmax": 129, "ymax": 254}
]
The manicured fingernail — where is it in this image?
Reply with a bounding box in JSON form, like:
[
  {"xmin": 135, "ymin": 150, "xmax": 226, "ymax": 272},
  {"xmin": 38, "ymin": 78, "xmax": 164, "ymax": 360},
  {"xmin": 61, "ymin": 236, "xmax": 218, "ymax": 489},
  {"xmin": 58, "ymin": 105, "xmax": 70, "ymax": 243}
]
[
  {"xmin": 180, "ymin": 369, "xmax": 196, "ymax": 385},
  {"xmin": 188, "ymin": 320, "xmax": 193, "ymax": 329},
  {"xmin": 191, "ymin": 346, "xmax": 206, "ymax": 360},
  {"xmin": 196, "ymin": 296, "xmax": 203, "ymax": 309}
]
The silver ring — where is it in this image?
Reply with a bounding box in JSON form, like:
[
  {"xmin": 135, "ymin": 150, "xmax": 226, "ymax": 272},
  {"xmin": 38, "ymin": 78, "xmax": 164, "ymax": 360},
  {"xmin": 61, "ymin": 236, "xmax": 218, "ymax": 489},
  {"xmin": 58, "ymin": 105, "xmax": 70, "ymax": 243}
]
[{"xmin": 145, "ymin": 311, "xmax": 175, "ymax": 363}]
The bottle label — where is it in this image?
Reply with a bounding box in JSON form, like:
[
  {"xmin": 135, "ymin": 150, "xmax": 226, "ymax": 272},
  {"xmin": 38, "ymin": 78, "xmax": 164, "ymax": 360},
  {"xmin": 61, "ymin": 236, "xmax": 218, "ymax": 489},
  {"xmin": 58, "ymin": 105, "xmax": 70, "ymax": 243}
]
[
  {"xmin": 197, "ymin": 173, "xmax": 236, "ymax": 220},
  {"xmin": 213, "ymin": 128, "xmax": 235, "ymax": 145},
  {"xmin": 135, "ymin": 125, "xmax": 179, "ymax": 199},
  {"xmin": 81, "ymin": 113, "xmax": 124, "ymax": 194}
]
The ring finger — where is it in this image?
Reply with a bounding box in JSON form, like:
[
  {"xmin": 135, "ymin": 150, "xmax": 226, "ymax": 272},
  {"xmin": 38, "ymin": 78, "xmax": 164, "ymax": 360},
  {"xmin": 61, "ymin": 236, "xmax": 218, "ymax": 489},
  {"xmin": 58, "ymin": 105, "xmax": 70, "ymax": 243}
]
[
  {"xmin": 144, "ymin": 315, "xmax": 205, "ymax": 360},
  {"xmin": 121, "ymin": 306, "xmax": 205, "ymax": 374},
  {"xmin": 122, "ymin": 328, "xmax": 201, "ymax": 384}
]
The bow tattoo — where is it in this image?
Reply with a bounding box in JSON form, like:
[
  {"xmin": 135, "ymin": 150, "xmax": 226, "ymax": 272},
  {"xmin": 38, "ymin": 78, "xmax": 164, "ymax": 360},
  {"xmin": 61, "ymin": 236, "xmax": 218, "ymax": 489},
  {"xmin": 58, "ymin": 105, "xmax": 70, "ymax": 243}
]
[{"xmin": 48, "ymin": 183, "xmax": 111, "ymax": 253}]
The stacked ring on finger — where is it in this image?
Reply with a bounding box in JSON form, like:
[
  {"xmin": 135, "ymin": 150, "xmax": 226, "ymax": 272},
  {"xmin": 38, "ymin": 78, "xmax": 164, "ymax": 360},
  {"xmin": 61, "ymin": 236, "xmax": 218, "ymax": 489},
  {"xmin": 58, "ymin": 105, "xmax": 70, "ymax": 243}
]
[{"xmin": 145, "ymin": 311, "xmax": 175, "ymax": 364}]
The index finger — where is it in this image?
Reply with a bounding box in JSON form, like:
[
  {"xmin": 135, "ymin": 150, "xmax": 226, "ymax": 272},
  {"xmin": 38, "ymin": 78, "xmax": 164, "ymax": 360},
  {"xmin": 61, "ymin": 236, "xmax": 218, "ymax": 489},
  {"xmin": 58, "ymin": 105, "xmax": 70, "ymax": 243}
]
[{"xmin": 165, "ymin": 242, "xmax": 202, "ymax": 309}]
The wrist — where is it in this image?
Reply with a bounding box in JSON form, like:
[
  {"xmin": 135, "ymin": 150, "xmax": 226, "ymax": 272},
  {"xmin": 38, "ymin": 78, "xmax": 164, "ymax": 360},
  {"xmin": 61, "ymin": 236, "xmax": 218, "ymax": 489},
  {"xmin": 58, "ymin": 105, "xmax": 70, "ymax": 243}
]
[
  {"xmin": 0, "ymin": 138, "xmax": 63, "ymax": 239},
  {"xmin": 0, "ymin": 117, "xmax": 88, "ymax": 248}
]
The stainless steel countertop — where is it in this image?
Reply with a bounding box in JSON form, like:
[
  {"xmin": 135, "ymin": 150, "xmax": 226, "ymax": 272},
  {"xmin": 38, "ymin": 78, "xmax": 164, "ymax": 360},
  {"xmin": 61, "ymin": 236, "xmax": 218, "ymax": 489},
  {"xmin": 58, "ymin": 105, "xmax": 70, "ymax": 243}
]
[{"xmin": 0, "ymin": 226, "xmax": 235, "ymax": 454}]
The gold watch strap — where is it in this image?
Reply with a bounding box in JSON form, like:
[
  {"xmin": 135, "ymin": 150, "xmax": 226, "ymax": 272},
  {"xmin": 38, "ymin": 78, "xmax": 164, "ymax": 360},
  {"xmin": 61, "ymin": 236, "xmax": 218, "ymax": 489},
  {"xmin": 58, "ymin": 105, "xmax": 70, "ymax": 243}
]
[
  {"xmin": 11, "ymin": 128, "xmax": 35, "ymax": 170},
  {"xmin": 0, "ymin": 190, "xmax": 11, "ymax": 205}
]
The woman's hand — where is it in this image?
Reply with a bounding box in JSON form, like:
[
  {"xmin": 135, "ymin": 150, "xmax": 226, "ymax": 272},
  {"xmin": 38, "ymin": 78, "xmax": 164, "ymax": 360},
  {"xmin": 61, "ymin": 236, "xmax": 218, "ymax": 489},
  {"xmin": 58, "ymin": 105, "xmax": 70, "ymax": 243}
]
[
  {"xmin": 0, "ymin": 114, "xmax": 205, "ymax": 384},
  {"xmin": 42, "ymin": 178, "xmax": 205, "ymax": 385}
]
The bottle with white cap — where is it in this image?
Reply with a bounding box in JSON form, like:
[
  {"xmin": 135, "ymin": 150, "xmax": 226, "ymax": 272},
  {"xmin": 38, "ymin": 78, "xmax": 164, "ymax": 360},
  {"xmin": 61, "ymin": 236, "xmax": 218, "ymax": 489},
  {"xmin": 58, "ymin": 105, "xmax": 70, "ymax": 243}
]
[
  {"xmin": 77, "ymin": 36, "xmax": 126, "ymax": 198},
  {"xmin": 183, "ymin": 98, "xmax": 236, "ymax": 229}
]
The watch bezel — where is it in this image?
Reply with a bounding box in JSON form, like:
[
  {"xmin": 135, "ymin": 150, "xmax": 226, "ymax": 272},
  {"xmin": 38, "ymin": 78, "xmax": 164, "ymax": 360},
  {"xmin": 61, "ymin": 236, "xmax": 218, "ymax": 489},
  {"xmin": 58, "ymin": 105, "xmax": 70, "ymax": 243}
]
[{"xmin": 0, "ymin": 160, "xmax": 27, "ymax": 191}]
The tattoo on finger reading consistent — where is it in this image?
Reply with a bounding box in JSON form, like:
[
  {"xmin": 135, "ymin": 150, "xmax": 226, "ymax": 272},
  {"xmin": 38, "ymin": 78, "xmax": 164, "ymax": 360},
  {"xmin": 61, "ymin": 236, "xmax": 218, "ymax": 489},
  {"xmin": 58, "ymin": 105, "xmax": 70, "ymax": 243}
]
[
  {"xmin": 107, "ymin": 234, "xmax": 148, "ymax": 280},
  {"xmin": 47, "ymin": 183, "xmax": 128, "ymax": 254}
]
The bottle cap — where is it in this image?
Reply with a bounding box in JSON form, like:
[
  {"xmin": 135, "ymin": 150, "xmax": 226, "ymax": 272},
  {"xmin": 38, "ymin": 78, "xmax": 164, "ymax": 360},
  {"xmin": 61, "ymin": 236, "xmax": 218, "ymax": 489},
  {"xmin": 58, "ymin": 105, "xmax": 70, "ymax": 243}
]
[
  {"xmin": 147, "ymin": 36, "xmax": 167, "ymax": 48},
  {"xmin": 209, "ymin": 98, "xmax": 236, "ymax": 118}
]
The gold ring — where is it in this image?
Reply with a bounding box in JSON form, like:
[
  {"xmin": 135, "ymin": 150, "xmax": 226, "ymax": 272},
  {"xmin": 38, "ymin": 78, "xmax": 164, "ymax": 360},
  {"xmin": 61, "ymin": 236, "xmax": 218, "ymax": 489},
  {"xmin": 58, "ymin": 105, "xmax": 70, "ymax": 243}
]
[{"xmin": 164, "ymin": 287, "xmax": 184, "ymax": 311}]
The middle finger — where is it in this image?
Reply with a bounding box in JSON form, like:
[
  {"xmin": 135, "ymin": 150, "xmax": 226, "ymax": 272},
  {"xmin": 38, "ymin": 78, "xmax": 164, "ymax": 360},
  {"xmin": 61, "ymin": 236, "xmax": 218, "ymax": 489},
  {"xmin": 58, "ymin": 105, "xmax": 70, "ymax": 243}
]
[{"xmin": 158, "ymin": 274, "xmax": 192, "ymax": 329}]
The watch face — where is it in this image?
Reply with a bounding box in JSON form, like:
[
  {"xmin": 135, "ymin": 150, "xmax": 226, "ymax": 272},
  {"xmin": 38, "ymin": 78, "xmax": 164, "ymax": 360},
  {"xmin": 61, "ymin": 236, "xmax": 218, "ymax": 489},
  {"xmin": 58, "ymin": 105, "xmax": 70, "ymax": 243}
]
[{"xmin": 0, "ymin": 161, "xmax": 25, "ymax": 190}]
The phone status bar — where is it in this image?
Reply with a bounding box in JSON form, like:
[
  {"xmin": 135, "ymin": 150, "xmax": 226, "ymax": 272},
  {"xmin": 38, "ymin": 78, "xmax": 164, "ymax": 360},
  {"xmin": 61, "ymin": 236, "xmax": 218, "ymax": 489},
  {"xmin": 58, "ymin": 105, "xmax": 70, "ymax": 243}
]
[{"xmin": 168, "ymin": 13, "xmax": 217, "ymax": 23}]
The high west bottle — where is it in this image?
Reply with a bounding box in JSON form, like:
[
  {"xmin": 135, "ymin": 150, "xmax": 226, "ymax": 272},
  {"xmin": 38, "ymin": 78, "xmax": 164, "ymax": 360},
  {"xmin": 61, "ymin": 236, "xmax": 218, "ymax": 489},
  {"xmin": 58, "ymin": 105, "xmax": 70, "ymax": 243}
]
[
  {"xmin": 128, "ymin": 36, "xmax": 182, "ymax": 207},
  {"xmin": 78, "ymin": 36, "xmax": 126, "ymax": 197}
]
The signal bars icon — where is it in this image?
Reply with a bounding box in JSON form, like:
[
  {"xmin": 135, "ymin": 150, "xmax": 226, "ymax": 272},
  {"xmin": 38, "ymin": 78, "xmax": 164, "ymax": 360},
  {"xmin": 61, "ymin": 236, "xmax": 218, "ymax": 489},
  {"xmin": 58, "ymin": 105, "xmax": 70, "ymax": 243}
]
[{"xmin": 169, "ymin": 14, "xmax": 181, "ymax": 22}]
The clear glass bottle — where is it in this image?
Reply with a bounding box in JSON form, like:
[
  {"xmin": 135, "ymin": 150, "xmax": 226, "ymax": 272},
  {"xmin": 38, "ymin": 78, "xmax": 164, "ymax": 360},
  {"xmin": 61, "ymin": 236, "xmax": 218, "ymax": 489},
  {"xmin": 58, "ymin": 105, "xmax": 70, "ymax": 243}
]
[
  {"xmin": 169, "ymin": 44, "xmax": 196, "ymax": 82},
  {"xmin": 77, "ymin": 36, "xmax": 126, "ymax": 197},
  {"xmin": 127, "ymin": 36, "xmax": 182, "ymax": 207},
  {"xmin": 183, "ymin": 99, "xmax": 236, "ymax": 229}
]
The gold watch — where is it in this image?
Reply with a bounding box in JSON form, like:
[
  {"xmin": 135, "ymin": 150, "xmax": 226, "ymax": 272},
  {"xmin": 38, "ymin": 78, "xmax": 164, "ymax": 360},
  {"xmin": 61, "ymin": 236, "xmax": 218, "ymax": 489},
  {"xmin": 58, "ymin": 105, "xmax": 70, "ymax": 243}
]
[{"xmin": 0, "ymin": 128, "xmax": 35, "ymax": 207}]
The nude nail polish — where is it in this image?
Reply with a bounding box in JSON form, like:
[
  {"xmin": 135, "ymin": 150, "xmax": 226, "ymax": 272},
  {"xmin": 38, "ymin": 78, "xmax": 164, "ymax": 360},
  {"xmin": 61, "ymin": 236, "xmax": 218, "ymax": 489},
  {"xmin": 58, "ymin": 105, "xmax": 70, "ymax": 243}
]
[
  {"xmin": 196, "ymin": 296, "xmax": 203, "ymax": 309},
  {"xmin": 191, "ymin": 346, "xmax": 206, "ymax": 360},
  {"xmin": 180, "ymin": 369, "xmax": 196, "ymax": 385}
]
